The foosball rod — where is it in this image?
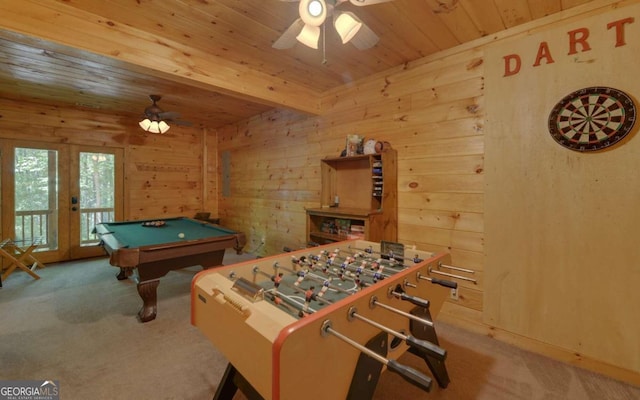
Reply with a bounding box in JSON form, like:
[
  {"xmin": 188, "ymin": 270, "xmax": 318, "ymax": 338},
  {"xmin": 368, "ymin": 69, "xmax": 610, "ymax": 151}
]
[
  {"xmin": 299, "ymin": 270, "xmax": 353, "ymax": 296},
  {"xmin": 346, "ymin": 245, "xmax": 424, "ymax": 264},
  {"xmin": 370, "ymin": 296, "xmax": 434, "ymax": 327},
  {"xmin": 317, "ymin": 251, "xmax": 403, "ymax": 275},
  {"xmin": 321, "ymin": 320, "xmax": 432, "ymax": 393},
  {"xmin": 347, "ymin": 307, "xmax": 446, "ymax": 361},
  {"xmin": 437, "ymin": 262, "xmax": 476, "ymax": 274},
  {"xmin": 252, "ymin": 266, "xmax": 333, "ymax": 306},
  {"xmin": 428, "ymin": 267, "xmax": 477, "ymax": 284}
]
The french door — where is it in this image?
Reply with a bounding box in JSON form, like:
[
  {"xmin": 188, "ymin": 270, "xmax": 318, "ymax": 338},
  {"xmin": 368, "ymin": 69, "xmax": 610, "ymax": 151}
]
[{"xmin": 1, "ymin": 140, "xmax": 123, "ymax": 263}]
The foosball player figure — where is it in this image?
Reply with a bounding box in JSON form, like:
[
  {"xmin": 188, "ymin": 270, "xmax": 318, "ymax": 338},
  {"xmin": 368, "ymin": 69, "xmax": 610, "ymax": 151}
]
[
  {"xmin": 294, "ymin": 270, "xmax": 306, "ymax": 286},
  {"xmin": 354, "ymin": 277, "xmax": 361, "ymax": 288},
  {"xmin": 317, "ymin": 280, "xmax": 330, "ymax": 297},
  {"xmin": 321, "ymin": 263, "xmax": 329, "ymax": 274},
  {"xmin": 272, "ymin": 272, "xmax": 284, "ymax": 288},
  {"xmin": 303, "ymin": 286, "xmax": 316, "ymax": 312}
]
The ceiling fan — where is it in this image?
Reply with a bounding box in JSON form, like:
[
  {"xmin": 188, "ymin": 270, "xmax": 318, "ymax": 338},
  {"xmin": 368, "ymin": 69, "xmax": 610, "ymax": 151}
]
[
  {"xmin": 138, "ymin": 95, "xmax": 191, "ymax": 134},
  {"xmin": 273, "ymin": 0, "xmax": 392, "ymax": 50}
]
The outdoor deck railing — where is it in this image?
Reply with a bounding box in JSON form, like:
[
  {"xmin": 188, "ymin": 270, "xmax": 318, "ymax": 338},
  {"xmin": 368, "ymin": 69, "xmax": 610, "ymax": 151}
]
[{"xmin": 15, "ymin": 208, "xmax": 114, "ymax": 250}]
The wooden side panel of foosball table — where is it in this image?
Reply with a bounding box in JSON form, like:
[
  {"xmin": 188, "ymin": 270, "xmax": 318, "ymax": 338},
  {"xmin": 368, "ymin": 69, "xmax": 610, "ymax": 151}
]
[
  {"xmin": 192, "ymin": 261, "xmax": 299, "ymax": 399},
  {"xmin": 273, "ymin": 249, "xmax": 451, "ymax": 400}
]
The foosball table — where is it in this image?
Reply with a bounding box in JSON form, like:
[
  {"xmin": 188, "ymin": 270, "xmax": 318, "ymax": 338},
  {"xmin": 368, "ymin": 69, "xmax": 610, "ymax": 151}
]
[{"xmin": 191, "ymin": 239, "xmax": 457, "ymax": 400}]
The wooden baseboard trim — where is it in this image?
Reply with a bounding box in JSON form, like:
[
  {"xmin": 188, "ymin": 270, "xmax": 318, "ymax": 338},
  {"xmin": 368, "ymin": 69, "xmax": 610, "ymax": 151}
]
[{"xmin": 438, "ymin": 303, "xmax": 640, "ymax": 387}]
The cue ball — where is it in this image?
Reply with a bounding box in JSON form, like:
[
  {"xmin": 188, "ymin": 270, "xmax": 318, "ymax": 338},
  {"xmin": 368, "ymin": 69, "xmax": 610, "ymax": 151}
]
[{"xmin": 178, "ymin": 233, "xmax": 185, "ymax": 239}]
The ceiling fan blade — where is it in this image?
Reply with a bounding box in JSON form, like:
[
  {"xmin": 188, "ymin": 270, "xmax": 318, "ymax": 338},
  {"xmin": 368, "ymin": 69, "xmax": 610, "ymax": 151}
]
[
  {"xmin": 173, "ymin": 119, "xmax": 193, "ymax": 127},
  {"xmin": 349, "ymin": 22, "xmax": 379, "ymax": 49},
  {"xmin": 273, "ymin": 18, "xmax": 305, "ymax": 49},
  {"xmin": 158, "ymin": 111, "xmax": 181, "ymax": 120},
  {"xmin": 348, "ymin": 0, "xmax": 393, "ymax": 6}
]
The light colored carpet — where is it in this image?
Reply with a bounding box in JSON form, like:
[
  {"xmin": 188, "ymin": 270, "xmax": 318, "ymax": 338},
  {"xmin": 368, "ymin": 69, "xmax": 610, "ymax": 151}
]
[{"xmin": 1, "ymin": 252, "xmax": 638, "ymax": 400}]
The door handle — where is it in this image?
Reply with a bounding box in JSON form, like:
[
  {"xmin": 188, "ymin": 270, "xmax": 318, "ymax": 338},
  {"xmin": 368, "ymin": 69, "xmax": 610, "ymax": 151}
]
[
  {"xmin": 71, "ymin": 206, "xmax": 78, "ymax": 211},
  {"xmin": 71, "ymin": 196, "xmax": 78, "ymax": 204}
]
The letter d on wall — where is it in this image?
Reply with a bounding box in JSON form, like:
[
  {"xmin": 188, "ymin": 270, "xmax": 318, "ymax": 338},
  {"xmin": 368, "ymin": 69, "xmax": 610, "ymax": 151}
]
[{"xmin": 503, "ymin": 54, "xmax": 521, "ymax": 77}]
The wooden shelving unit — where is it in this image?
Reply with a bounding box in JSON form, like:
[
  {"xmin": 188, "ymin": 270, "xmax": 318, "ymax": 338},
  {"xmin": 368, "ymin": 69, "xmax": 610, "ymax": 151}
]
[{"xmin": 306, "ymin": 149, "xmax": 397, "ymax": 244}]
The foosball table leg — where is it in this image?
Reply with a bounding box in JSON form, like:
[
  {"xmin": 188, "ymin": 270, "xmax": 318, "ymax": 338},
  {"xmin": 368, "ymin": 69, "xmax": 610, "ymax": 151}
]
[
  {"xmin": 213, "ymin": 363, "xmax": 264, "ymax": 400},
  {"xmin": 409, "ymin": 307, "xmax": 450, "ymax": 388},
  {"xmin": 346, "ymin": 331, "xmax": 388, "ymax": 400}
]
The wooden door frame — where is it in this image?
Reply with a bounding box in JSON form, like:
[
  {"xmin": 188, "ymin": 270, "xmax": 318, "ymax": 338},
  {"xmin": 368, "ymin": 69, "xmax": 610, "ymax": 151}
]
[
  {"xmin": 1, "ymin": 140, "xmax": 70, "ymax": 263},
  {"xmin": 68, "ymin": 145, "xmax": 124, "ymax": 259},
  {"xmin": 1, "ymin": 141, "xmax": 124, "ymax": 263}
]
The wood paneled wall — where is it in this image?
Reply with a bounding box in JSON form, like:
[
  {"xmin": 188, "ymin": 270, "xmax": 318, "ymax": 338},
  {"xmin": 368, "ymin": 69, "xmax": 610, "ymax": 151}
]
[
  {"xmin": 483, "ymin": 1, "xmax": 640, "ymax": 376},
  {"xmin": 216, "ymin": 0, "xmax": 640, "ymax": 385},
  {"xmin": 216, "ymin": 49, "xmax": 486, "ymax": 316},
  {"xmin": 0, "ymin": 98, "xmax": 214, "ymax": 224}
]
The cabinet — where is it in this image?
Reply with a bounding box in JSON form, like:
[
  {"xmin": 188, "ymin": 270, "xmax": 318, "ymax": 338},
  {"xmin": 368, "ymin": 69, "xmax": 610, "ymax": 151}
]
[{"xmin": 306, "ymin": 149, "xmax": 397, "ymax": 244}]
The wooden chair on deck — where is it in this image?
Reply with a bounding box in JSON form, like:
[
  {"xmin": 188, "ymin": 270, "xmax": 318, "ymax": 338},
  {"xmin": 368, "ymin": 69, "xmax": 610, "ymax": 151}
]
[{"xmin": 0, "ymin": 238, "xmax": 46, "ymax": 282}]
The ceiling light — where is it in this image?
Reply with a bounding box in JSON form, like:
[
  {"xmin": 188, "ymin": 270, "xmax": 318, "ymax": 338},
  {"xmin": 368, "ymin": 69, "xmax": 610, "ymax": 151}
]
[
  {"xmin": 334, "ymin": 12, "xmax": 363, "ymax": 44},
  {"xmin": 299, "ymin": 0, "xmax": 326, "ymax": 26},
  {"xmin": 139, "ymin": 118, "xmax": 151, "ymax": 131},
  {"xmin": 296, "ymin": 24, "xmax": 321, "ymax": 49},
  {"xmin": 158, "ymin": 121, "xmax": 170, "ymax": 133},
  {"xmin": 139, "ymin": 118, "xmax": 170, "ymax": 134},
  {"xmin": 308, "ymin": 0, "xmax": 323, "ymax": 17}
]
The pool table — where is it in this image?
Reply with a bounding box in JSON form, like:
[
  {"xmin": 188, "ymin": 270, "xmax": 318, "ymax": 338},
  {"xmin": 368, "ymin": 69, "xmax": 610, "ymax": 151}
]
[{"xmin": 94, "ymin": 217, "xmax": 246, "ymax": 322}]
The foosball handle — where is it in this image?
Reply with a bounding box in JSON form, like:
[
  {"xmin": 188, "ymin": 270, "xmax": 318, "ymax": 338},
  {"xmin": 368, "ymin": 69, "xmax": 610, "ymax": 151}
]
[
  {"xmin": 430, "ymin": 277, "xmax": 458, "ymax": 289},
  {"xmin": 396, "ymin": 291, "xmax": 430, "ymax": 309},
  {"xmin": 386, "ymin": 359, "xmax": 432, "ymax": 393},
  {"xmin": 406, "ymin": 336, "xmax": 447, "ymax": 361}
]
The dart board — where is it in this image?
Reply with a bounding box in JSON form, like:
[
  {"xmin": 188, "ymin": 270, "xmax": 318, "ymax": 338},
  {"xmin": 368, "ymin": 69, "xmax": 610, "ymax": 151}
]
[{"xmin": 547, "ymin": 87, "xmax": 636, "ymax": 152}]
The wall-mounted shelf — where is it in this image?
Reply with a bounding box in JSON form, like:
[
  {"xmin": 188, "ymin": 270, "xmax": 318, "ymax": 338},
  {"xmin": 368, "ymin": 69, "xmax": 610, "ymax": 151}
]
[{"xmin": 306, "ymin": 150, "xmax": 397, "ymax": 244}]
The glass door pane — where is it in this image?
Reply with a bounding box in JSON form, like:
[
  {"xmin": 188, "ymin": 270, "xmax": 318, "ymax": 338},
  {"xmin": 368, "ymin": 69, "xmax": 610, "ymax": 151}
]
[
  {"xmin": 78, "ymin": 152, "xmax": 115, "ymax": 246},
  {"xmin": 14, "ymin": 147, "xmax": 59, "ymax": 251}
]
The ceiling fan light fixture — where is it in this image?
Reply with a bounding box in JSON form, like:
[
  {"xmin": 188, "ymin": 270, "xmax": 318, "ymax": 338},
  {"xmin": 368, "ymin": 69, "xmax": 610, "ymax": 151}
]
[
  {"xmin": 334, "ymin": 12, "xmax": 363, "ymax": 44},
  {"xmin": 147, "ymin": 121, "xmax": 161, "ymax": 134},
  {"xmin": 139, "ymin": 118, "xmax": 152, "ymax": 130},
  {"xmin": 139, "ymin": 117, "xmax": 170, "ymax": 134},
  {"xmin": 299, "ymin": 0, "xmax": 327, "ymax": 26},
  {"xmin": 296, "ymin": 24, "xmax": 321, "ymax": 49},
  {"xmin": 158, "ymin": 120, "xmax": 171, "ymax": 134}
]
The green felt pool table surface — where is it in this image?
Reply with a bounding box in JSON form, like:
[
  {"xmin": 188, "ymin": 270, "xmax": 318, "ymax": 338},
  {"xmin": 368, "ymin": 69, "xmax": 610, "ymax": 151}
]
[{"xmin": 98, "ymin": 217, "xmax": 240, "ymax": 248}]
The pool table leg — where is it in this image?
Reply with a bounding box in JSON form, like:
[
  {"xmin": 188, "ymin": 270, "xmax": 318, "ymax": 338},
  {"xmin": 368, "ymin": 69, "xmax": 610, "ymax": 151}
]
[
  {"xmin": 116, "ymin": 267, "xmax": 133, "ymax": 280},
  {"xmin": 136, "ymin": 279, "xmax": 159, "ymax": 322}
]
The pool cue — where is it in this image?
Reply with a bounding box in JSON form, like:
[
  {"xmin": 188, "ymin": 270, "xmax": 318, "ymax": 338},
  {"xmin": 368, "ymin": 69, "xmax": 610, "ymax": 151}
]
[
  {"xmin": 347, "ymin": 307, "xmax": 446, "ymax": 361},
  {"xmin": 321, "ymin": 320, "xmax": 432, "ymax": 393},
  {"xmin": 369, "ymin": 295, "xmax": 434, "ymax": 328}
]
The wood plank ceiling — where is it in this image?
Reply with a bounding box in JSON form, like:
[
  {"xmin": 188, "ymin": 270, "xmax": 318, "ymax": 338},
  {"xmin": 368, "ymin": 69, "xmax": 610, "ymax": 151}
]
[{"xmin": 0, "ymin": 0, "xmax": 599, "ymax": 129}]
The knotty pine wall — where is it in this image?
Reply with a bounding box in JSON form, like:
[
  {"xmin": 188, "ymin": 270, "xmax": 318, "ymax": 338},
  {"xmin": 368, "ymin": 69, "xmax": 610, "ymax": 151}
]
[
  {"xmin": 216, "ymin": 46, "xmax": 486, "ymax": 343},
  {"xmin": 216, "ymin": 1, "xmax": 640, "ymax": 385},
  {"xmin": 0, "ymin": 98, "xmax": 215, "ymax": 225}
]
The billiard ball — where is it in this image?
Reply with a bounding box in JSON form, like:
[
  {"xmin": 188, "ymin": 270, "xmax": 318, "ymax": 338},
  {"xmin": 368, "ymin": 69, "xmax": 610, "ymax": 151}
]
[{"xmin": 178, "ymin": 233, "xmax": 185, "ymax": 239}]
